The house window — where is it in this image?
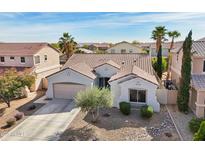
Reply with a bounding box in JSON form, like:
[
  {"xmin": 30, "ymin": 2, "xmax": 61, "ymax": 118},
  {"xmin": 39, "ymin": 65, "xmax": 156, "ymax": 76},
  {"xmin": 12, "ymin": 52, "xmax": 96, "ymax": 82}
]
[
  {"xmin": 99, "ymin": 77, "xmax": 110, "ymax": 88},
  {"xmin": 21, "ymin": 57, "xmax": 25, "ymax": 63},
  {"xmin": 10, "ymin": 56, "xmax": 15, "ymax": 60},
  {"xmin": 129, "ymin": 89, "xmax": 146, "ymax": 103},
  {"xmin": 121, "ymin": 49, "xmax": 126, "ymax": 53},
  {"xmin": 0, "ymin": 56, "xmax": 5, "ymax": 62},
  {"xmin": 111, "ymin": 49, "xmax": 115, "ymax": 53},
  {"xmin": 129, "ymin": 49, "xmax": 133, "ymax": 53},
  {"xmin": 203, "ymin": 60, "xmax": 205, "ymax": 72},
  {"xmin": 44, "ymin": 55, "xmax": 48, "ymax": 62},
  {"xmin": 34, "ymin": 56, "xmax": 40, "ymax": 64}
]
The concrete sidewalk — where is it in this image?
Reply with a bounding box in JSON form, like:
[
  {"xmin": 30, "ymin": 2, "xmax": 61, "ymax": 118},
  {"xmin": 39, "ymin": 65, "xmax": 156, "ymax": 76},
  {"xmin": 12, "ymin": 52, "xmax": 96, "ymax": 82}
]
[{"xmin": 1, "ymin": 98, "xmax": 80, "ymax": 141}]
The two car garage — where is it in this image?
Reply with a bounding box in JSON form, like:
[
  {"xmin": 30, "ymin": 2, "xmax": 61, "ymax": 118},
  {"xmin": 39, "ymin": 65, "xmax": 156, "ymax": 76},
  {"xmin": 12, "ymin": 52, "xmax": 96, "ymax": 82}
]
[
  {"xmin": 46, "ymin": 68, "xmax": 95, "ymax": 100},
  {"xmin": 53, "ymin": 83, "xmax": 86, "ymax": 99}
]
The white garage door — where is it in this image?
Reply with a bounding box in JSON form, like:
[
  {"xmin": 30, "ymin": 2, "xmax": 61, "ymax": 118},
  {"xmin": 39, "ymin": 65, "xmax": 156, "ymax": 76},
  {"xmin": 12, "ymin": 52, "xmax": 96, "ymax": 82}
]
[{"xmin": 53, "ymin": 83, "xmax": 86, "ymax": 99}]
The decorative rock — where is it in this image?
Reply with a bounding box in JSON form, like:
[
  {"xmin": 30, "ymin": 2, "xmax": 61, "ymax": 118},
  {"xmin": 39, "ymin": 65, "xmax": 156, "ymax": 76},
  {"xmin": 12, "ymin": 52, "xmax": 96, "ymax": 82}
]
[
  {"xmin": 165, "ymin": 132, "xmax": 172, "ymax": 137},
  {"xmin": 103, "ymin": 113, "xmax": 111, "ymax": 117}
]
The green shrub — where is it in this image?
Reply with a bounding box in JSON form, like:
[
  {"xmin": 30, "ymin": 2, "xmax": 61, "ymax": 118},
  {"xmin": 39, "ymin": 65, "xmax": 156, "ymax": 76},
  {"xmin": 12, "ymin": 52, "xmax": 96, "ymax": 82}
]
[
  {"xmin": 189, "ymin": 118, "xmax": 205, "ymax": 133},
  {"xmin": 152, "ymin": 57, "xmax": 167, "ymax": 72},
  {"xmin": 119, "ymin": 102, "xmax": 131, "ymax": 115},
  {"xmin": 6, "ymin": 117, "xmax": 16, "ymax": 127},
  {"xmin": 140, "ymin": 105, "xmax": 154, "ymax": 118},
  {"xmin": 193, "ymin": 121, "xmax": 205, "ymax": 141}
]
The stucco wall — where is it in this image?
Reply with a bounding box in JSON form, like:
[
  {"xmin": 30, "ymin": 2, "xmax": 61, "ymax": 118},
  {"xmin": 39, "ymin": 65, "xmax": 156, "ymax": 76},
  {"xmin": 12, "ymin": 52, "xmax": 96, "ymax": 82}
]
[
  {"xmin": 46, "ymin": 69, "xmax": 94, "ymax": 98},
  {"xmin": 195, "ymin": 90, "xmax": 205, "ymax": 118},
  {"xmin": 95, "ymin": 64, "xmax": 118, "ymax": 77},
  {"xmin": 0, "ymin": 55, "xmax": 34, "ymax": 67},
  {"xmin": 192, "ymin": 57, "xmax": 205, "ymax": 74},
  {"xmin": 107, "ymin": 42, "xmax": 142, "ymax": 53},
  {"xmin": 110, "ymin": 76, "xmax": 160, "ymax": 112},
  {"xmin": 34, "ymin": 46, "xmax": 60, "ymax": 70},
  {"xmin": 150, "ymin": 48, "xmax": 169, "ymax": 57},
  {"xmin": 35, "ymin": 66, "xmax": 60, "ymax": 90}
]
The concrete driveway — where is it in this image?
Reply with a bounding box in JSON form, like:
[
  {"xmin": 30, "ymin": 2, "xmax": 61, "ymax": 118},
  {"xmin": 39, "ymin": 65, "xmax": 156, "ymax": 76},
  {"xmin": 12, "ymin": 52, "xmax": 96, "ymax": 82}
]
[{"xmin": 1, "ymin": 97, "xmax": 80, "ymax": 141}]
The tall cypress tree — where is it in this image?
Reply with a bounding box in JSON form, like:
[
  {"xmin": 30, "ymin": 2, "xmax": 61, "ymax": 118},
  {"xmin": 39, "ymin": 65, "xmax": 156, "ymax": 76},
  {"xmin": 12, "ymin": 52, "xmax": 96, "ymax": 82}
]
[
  {"xmin": 177, "ymin": 30, "xmax": 192, "ymax": 112},
  {"xmin": 156, "ymin": 44, "xmax": 163, "ymax": 79}
]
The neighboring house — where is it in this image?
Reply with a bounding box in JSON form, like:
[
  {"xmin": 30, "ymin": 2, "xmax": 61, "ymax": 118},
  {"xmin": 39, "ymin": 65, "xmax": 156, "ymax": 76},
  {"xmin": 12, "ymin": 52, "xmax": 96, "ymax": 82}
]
[
  {"xmin": 0, "ymin": 43, "xmax": 61, "ymax": 90},
  {"xmin": 139, "ymin": 42, "xmax": 183, "ymax": 57},
  {"xmin": 88, "ymin": 43, "xmax": 110, "ymax": 51},
  {"xmin": 59, "ymin": 48, "xmax": 94, "ymax": 64},
  {"xmin": 78, "ymin": 48, "xmax": 94, "ymax": 53},
  {"xmin": 106, "ymin": 41, "xmax": 144, "ymax": 54},
  {"xmin": 46, "ymin": 53, "xmax": 160, "ymax": 112},
  {"xmin": 171, "ymin": 41, "xmax": 205, "ymax": 118}
]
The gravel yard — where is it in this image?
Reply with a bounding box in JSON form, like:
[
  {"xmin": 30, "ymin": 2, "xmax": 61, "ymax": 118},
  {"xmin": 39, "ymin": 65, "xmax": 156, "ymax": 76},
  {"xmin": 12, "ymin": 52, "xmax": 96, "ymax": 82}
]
[
  {"xmin": 60, "ymin": 105, "xmax": 180, "ymax": 141},
  {"xmin": 0, "ymin": 91, "xmax": 45, "ymax": 138},
  {"xmin": 166, "ymin": 105, "xmax": 195, "ymax": 141}
]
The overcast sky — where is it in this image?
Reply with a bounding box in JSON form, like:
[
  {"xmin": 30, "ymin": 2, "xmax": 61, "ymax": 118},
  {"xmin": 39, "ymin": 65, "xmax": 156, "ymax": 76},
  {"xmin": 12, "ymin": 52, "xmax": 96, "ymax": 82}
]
[{"xmin": 0, "ymin": 12, "xmax": 205, "ymax": 43}]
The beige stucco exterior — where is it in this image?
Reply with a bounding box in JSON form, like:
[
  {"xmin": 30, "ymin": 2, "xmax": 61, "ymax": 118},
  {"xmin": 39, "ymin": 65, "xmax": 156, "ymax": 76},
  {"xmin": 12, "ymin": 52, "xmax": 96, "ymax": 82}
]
[
  {"xmin": 171, "ymin": 50, "xmax": 205, "ymax": 118},
  {"xmin": 0, "ymin": 55, "xmax": 34, "ymax": 67}
]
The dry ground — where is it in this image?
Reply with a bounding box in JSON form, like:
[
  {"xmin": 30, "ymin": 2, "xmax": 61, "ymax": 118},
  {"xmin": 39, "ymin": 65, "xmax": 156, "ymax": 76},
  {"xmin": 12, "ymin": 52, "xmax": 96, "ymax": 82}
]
[
  {"xmin": 60, "ymin": 105, "xmax": 180, "ymax": 141},
  {"xmin": 0, "ymin": 91, "xmax": 45, "ymax": 138}
]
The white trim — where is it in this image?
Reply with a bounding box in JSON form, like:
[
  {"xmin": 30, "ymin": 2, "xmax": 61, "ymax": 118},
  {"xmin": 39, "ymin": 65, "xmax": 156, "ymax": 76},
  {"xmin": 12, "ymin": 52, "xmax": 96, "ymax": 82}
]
[
  {"xmin": 128, "ymin": 88, "xmax": 147, "ymax": 104},
  {"xmin": 34, "ymin": 55, "xmax": 40, "ymax": 65},
  {"xmin": 195, "ymin": 102, "xmax": 205, "ymax": 107}
]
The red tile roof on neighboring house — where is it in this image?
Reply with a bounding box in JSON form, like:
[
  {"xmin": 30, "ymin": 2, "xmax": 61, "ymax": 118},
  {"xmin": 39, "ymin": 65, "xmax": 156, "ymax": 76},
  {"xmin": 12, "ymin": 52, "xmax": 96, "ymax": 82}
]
[
  {"xmin": 0, "ymin": 43, "xmax": 58, "ymax": 56},
  {"xmin": 172, "ymin": 41, "xmax": 205, "ymax": 57}
]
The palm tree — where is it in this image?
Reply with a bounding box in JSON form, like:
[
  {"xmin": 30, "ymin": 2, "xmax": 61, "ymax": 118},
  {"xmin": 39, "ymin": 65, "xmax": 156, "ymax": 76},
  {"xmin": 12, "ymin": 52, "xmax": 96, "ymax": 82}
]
[
  {"xmin": 151, "ymin": 26, "xmax": 167, "ymax": 52},
  {"xmin": 58, "ymin": 33, "xmax": 77, "ymax": 58},
  {"xmin": 166, "ymin": 31, "xmax": 181, "ymax": 80}
]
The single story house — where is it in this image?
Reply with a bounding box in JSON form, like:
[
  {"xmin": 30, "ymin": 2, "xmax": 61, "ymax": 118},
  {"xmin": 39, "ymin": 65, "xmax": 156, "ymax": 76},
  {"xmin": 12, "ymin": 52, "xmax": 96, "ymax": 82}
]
[
  {"xmin": 46, "ymin": 53, "xmax": 160, "ymax": 112},
  {"xmin": 106, "ymin": 41, "xmax": 144, "ymax": 54}
]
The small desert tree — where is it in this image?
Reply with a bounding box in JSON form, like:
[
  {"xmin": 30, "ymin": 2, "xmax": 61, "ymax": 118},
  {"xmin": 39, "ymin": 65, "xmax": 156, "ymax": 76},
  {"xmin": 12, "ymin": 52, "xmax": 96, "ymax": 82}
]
[
  {"xmin": 75, "ymin": 87, "xmax": 112, "ymax": 122},
  {"xmin": 0, "ymin": 69, "xmax": 35, "ymax": 107},
  {"xmin": 177, "ymin": 31, "xmax": 192, "ymax": 112}
]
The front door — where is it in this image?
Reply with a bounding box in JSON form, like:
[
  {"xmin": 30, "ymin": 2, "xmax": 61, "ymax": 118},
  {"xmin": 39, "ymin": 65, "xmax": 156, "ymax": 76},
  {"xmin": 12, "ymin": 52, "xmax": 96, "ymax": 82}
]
[{"xmin": 99, "ymin": 77, "xmax": 110, "ymax": 88}]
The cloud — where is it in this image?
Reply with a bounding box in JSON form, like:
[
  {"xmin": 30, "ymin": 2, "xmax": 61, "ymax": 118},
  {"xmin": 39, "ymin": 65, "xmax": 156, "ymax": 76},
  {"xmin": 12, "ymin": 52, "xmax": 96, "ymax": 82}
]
[{"xmin": 0, "ymin": 12, "xmax": 205, "ymax": 42}]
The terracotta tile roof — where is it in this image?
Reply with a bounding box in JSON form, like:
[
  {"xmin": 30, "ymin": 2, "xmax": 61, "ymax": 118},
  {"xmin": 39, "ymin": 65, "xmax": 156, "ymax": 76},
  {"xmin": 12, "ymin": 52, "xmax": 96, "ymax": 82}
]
[
  {"xmin": 109, "ymin": 65, "xmax": 158, "ymax": 85},
  {"xmin": 172, "ymin": 41, "xmax": 205, "ymax": 57},
  {"xmin": 69, "ymin": 63, "xmax": 96, "ymax": 79},
  {"xmin": 0, "ymin": 43, "xmax": 52, "ymax": 56},
  {"xmin": 140, "ymin": 41, "xmax": 183, "ymax": 49},
  {"xmin": 192, "ymin": 74, "xmax": 205, "ymax": 90},
  {"xmin": 62, "ymin": 53, "xmax": 157, "ymax": 84},
  {"xmin": 94, "ymin": 60, "xmax": 121, "ymax": 69},
  {"xmin": 191, "ymin": 41, "xmax": 205, "ymax": 57}
]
